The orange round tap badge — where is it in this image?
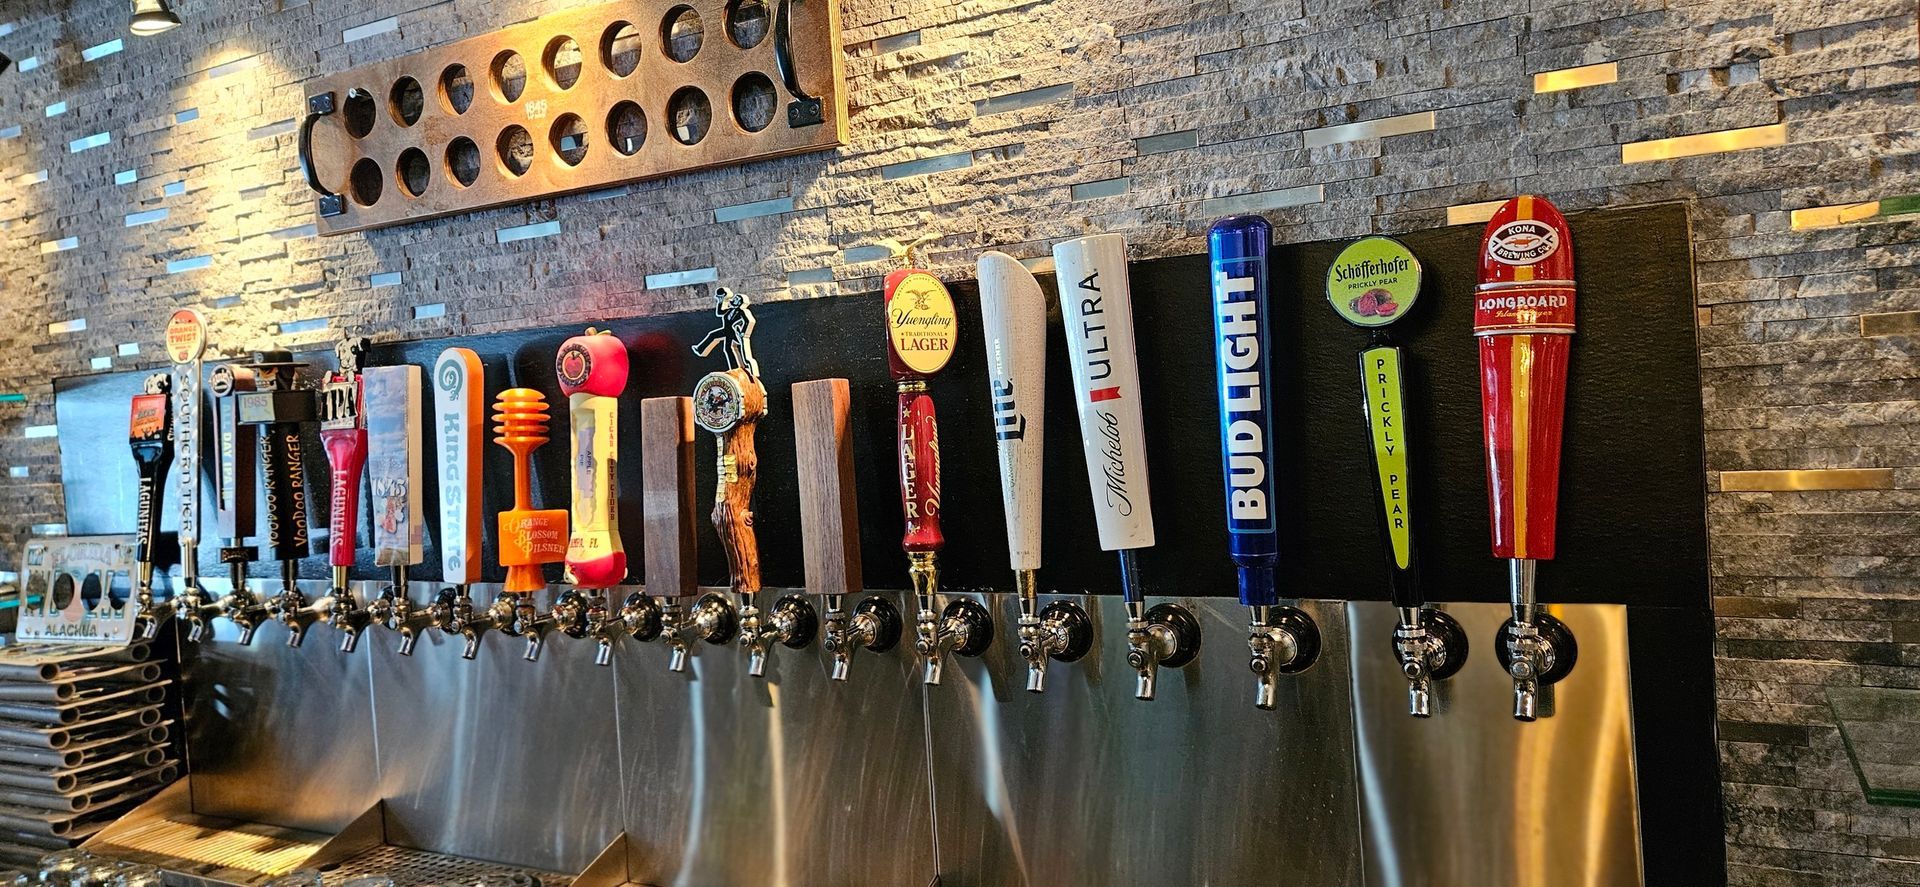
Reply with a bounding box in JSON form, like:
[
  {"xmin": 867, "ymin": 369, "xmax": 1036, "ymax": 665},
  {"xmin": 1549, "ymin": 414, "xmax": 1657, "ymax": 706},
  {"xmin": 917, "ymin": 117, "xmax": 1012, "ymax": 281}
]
[
  {"xmin": 886, "ymin": 271, "xmax": 958, "ymax": 375},
  {"xmin": 165, "ymin": 308, "xmax": 207, "ymax": 364},
  {"xmin": 1326, "ymin": 237, "xmax": 1421, "ymax": 328}
]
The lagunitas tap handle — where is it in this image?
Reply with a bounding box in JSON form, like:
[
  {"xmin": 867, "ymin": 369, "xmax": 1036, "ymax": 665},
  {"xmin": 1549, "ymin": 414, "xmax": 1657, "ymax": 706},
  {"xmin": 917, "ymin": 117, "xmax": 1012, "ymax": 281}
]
[
  {"xmin": 1476, "ymin": 194, "xmax": 1580, "ymax": 721},
  {"xmin": 237, "ymin": 350, "xmax": 317, "ymax": 647},
  {"xmin": 317, "ymin": 338, "xmax": 370, "ymax": 652},
  {"xmin": 210, "ymin": 361, "xmax": 265, "ymax": 643},
  {"xmin": 1210, "ymin": 217, "xmax": 1319, "ymax": 711},
  {"xmin": 128, "ymin": 374, "xmax": 174, "ymax": 638},
  {"xmin": 978, "ymin": 251, "xmax": 1088, "ymax": 693},
  {"xmin": 1054, "ymin": 233, "xmax": 1196, "ymax": 702},
  {"xmin": 164, "ymin": 309, "xmax": 210, "ymax": 640},
  {"xmin": 887, "ymin": 261, "xmax": 990, "ymax": 686},
  {"xmin": 1326, "ymin": 234, "xmax": 1465, "ymax": 717},
  {"xmin": 431, "ymin": 349, "xmax": 498, "ymax": 660},
  {"xmin": 693, "ymin": 288, "xmax": 810, "ymax": 676},
  {"xmin": 364, "ymin": 364, "xmax": 425, "ymax": 656},
  {"xmin": 493, "ymin": 389, "xmax": 569, "ymax": 660}
]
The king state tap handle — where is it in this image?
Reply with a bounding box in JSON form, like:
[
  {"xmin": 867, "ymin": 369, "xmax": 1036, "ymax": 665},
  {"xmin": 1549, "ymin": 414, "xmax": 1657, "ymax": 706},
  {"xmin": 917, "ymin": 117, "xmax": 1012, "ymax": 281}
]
[
  {"xmin": 977, "ymin": 252, "xmax": 1046, "ymax": 574},
  {"xmin": 129, "ymin": 374, "xmax": 175, "ymax": 572},
  {"xmin": 1053, "ymin": 234, "xmax": 1156, "ymax": 560},
  {"xmin": 1208, "ymin": 218, "xmax": 1282, "ymax": 608},
  {"xmin": 1476, "ymin": 195, "xmax": 1576, "ymax": 562},
  {"xmin": 434, "ymin": 348, "xmax": 485, "ymax": 587},
  {"xmin": 1326, "ymin": 234, "xmax": 1426, "ymax": 609},
  {"xmin": 318, "ymin": 338, "xmax": 369, "ymax": 582},
  {"xmin": 692, "ymin": 288, "xmax": 769, "ymax": 597},
  {"xmin": 558, "ymin": 328, "xmax": 628, "ymax": 589},
  {"xmin": 365, "ymin": 365, "xmax": 424, "ymax": 572},
  {"xmin": 885, "ymin": 265, "xmax": 959, "ymax": 554}
]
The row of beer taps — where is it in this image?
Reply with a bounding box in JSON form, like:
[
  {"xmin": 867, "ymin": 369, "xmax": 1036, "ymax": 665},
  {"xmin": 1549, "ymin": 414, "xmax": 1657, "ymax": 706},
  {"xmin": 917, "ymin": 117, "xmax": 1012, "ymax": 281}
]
[{"xmin": 125, "ymin": 199, "xmax": 1583, "ymax": 719}]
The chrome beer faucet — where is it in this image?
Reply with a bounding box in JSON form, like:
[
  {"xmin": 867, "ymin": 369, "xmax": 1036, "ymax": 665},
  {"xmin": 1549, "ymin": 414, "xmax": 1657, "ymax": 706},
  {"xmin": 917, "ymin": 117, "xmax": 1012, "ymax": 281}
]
[
  {"xmin": 209, "ymin": 361, "xmax": 268, "ymax": 645},
  {"xmin": 792, "ymin": 379, "xmax": 902, "ymax": 682},
  {"xmin": 368, "ymin": 567, "xmax": 431, "ymax": 655}
]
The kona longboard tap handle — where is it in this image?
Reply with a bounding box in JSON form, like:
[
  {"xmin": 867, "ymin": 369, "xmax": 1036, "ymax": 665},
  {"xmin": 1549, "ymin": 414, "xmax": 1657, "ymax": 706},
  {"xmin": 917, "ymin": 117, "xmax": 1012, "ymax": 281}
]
[
  {"xmin": 128, "ymin": 374, "xmax": 175, "ymax": 640},
  {"xmin": 1210, "ymin": 217, "xmax": 1319, "ymax": 711},
  {"xmin": 210, "ymin": 361, "xmax": 265, "ymax": 644},
  {"xmin": 164, "ymin": 309, "xmax": 213, "ymax": 641},
  {"xmin": 1477, "ymin": 194, "xmax": 1580, "ymax": 721},
  {"xmin": 557, "ymin": 328, "xmax": 630, "ymax": 665},
  {"xmin": 1055, "ymin": 233, "xmax": 1197, "ymax": 701},
  {"xmin": 317, "ymin": 338, "xmax": 371, "ymax": 652},
  {"xmin": 978, "ymin": 252, "xmax": 1089, "ymax": 693},
  {"xmin": 239, "ymin": 350, "xmax": 318, "ymax": 647},
  {"xmin": 694, "ymin": 288, "xmax": 811, "ymax": 677},
  {"xmin": 887, "ymin": 259, "xmax": 990, "ymax": 686},
  {"xmin": 493, "ymin": 388, "xmax": 569, "ymax": 660}
]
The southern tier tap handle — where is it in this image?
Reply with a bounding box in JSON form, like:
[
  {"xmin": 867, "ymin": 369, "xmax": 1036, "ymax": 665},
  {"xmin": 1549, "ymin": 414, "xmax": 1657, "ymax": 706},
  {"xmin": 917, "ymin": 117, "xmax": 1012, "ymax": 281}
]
[
  {"xmin": 317, "ymin": 341, "xmax": 368, "ymax": 577},
  {"xmin": 129, "ymin": 376, "xmax": 174, "ymax": 568},
  {"xmin": 977, "ymin": 252, "xmax": 1047, "ymax": 572},
  {"xmin": 641, "ymin": 397, "xmax": 698, "ymax": 600},
  {"xmin": 885, "ymin": 268, "xmax": 959, "ymax": 553},
  {"xmin": 493, "ymin": 389, "xmax": 567, "ymax": 592},
  {"xmin": 792, "ymin": 379, "xmax": 863, "ymax": 597},
  {"xmin": 557, "ymin": 329, "xmax": 628, "ymax": 588}
]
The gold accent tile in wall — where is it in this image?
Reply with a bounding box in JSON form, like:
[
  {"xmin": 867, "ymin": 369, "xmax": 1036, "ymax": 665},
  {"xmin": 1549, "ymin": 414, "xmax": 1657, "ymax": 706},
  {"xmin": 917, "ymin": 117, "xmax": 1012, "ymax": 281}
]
[
  {"xmin": 1534, "ymin": 62, "xmax": 1618, "ymax": 93},
  {"xmin": 1447, "ymin": 199, "xmax": 1507, "ymax": 226},
  {"xmin": 1622, "ymin": 123, "xmax": 1786, "ymax": 164},
  {"xmin": 1720, "ymin": 468, "xmax": 1894, "ymax": 491}
]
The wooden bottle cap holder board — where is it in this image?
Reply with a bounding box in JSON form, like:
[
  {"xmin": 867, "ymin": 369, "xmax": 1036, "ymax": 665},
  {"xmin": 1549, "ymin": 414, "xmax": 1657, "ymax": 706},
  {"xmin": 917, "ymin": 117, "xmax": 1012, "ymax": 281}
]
[{"xmin": 298, "ymin": 0, "xmax": 847, "ymax": 235}]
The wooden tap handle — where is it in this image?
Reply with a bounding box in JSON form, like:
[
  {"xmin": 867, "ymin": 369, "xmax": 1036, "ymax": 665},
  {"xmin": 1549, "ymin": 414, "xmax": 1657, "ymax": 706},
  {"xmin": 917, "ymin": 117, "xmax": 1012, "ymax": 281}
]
[
  {"xmin": 694, "ymin": 370, "xmax": 766, "ymax": 596},
  {"xmin": 792, "ymin": 379, "xmax": 863, "ymax": 598},
  {"xmin": 641, "ymin": 396, "xmax": 698, "ymax": 601}
]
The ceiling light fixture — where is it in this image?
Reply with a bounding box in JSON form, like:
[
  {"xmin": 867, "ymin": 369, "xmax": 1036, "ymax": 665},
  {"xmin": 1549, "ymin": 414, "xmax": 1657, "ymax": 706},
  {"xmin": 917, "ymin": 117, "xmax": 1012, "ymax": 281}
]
[{"xmin": 129, "ymin": 0, "xmax": 181, "ymax": 36}]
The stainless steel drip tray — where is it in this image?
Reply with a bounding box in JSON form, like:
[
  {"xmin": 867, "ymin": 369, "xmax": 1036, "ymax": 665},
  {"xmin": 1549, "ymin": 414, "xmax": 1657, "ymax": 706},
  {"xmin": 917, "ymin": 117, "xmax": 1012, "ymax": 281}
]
[{"xmin": 80, "ymin": 782, "xmax": 581, "ymax": 887}]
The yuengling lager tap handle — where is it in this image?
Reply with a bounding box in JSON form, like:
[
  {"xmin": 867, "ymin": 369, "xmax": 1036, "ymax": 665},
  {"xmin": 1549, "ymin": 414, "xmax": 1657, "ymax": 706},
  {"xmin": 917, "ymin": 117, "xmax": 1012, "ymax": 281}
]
[
  {"xmin": 558, "ymin": 329, "xmax": 628, "ymax": 589},
  {"xmin": 886, "ymin": 262, "xmax": 966, "ymax": 685},
  {"xmin": 1476, "ymin": 194, "xmax": 1580, "ymax": 722}
]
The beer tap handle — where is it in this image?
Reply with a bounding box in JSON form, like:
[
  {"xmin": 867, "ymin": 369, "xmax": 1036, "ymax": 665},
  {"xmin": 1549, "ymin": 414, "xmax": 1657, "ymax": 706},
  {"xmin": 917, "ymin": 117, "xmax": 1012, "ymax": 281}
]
[
  {"xmin": 435, "ymin": 348, "xmax": 485, "ymax": 589},
  {"xmin": 129, "ymin": 375, "xmax": 174, "ymax": 638},
  {"xmin": 242, "ymin": 350, "xmax": 316, "ymax": 646},
  {"xmin": 1476, "ymin": 194, "xmax": 1581, "ymax": 720},
  {"xmin": 643, "ymin": 396, "xmax": 723, "ymax": 671},
  {"xmin": 318, "ymin": 345, "xmax": 368, "ymax": 594},
  {"xmin": 558, "ymin": 329, "xmax": 628, "ymax": 589},
  {"xmin": 494, "ymin": 389, "xmax": 568, "ymax": 596},
  {"xmin": 164, "ymin": 310, "xmax": 209, "ymax": 633},
  {"xmin": 794, "ymin": 379, "xmax": 900, "ymax": 681},
  {"xmin": 364, "ymin": 364, "xmax": 424, "ymax": 655}
]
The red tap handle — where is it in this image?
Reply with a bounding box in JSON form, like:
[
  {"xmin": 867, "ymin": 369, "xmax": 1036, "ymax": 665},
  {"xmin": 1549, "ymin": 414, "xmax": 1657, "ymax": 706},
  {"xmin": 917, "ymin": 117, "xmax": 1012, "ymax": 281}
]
[
  {"xmin": 1476, "ymin": 194, "xmax": 1576, "ymax": 561},
  {"xmin": 897, "ymin": 387, "xmax": 943, "ymax": 553},
  {"xmin": 884, "ymin": 268, "xmax": 957, "ymax": 555},
  {"xmin": 322, "ymin": 426, "xmax": 367, "ymax": 568}
]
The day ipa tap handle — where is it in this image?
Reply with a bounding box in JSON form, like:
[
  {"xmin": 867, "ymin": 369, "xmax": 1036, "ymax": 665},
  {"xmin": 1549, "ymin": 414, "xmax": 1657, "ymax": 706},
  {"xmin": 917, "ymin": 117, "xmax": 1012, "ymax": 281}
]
[
  {"xmin": 210, "ymin": 361, "xmax": 264, "ymax": 644},
  {"xmin": 887, "ymin": 263, "xmax": 988, "ymax": 686},
  {"xmin": 1477, "ymin": 195, "xmax": 1581, "ymax": 721},
  {"xmin": 317, "ymin": 337, "xmax": 370, "ymax": 653},
  {"xmin": 1054, "ymin": 233, "xmax": 1196, "ymax": 702},
  {"xmin": 164, "ymin": 309, "xmax": 212, "ymax": 640},
  {"xmin": 978, "ymin": 252, "xmax": 1089, "ymax": 693},
  {"xmin": 1210, "ymin": 216, "xmax": 1320, "ymax": 711},
  {"xmin": 559, "ymin": 328, "xmax": 629, "ymax": 664},
  {"xmin": 238, "ymin": 350, "xmax": 317, "ymax": 647},
  {"xmin": 128, "ymin": 374, "xmax": 174, "ymax": 640},
  {"xmin": 364, "ymin": 363, "xmax": 424, "ymax": 656},
  {"xmin": 492, "ymin": 388, "xmax": 568, "ymax": 660},
  {"xmin": 794, "ymin": 378, "xmax": 900, "ymax": 682},
  {"xmin": 433, "ymin": 348, "xmax": 496, "ymax": 660}
]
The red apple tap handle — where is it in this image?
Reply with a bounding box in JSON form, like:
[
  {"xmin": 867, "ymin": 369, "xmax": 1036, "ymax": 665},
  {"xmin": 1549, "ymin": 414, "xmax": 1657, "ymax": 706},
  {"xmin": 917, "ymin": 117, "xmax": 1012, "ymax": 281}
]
[
  {"xmin": 1476, "ymin": 195, "xmax": 1576, "ymax": 562},
  {"xmin": 318, "ymin": 339, "xmax": 370, "ymax": 573},
  {"xmin": 558, "ymin": 328, "xmax": 629, "ymax": 589},
  {"xmin": 885, "ymin": 268, "xmax": 959, "ymax": 554}
]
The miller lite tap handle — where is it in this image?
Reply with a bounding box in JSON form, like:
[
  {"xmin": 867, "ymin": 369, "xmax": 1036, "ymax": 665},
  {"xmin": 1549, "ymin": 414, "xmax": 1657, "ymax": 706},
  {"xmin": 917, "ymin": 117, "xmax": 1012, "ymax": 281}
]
[
  {"xmin": 1476, "ymin": 195, "xmax": 1576, "ymax": 562},
  {"xmin": 364, "ymin": 365, "xmax": 424, "ymax": 570},
  {"xmin": 129, "ymin": 374, "xmax": 175, "ymax": 568},
  {"xmin": 494, "ymin": 389, "xmax": 568, "ymax": 593},
  {"xmin": 1326, "ymin": 235, "xmax": 1426, "ymax": 610},
  {"xmin": 1052, "ymin": 233, "xmax": 1156, "ymax": 553},
  {"xmin": 1208, "ymin": 217, "xmax": 1279, "ymax": 608},
  {"xmin": 434, "ymin": 348, "xmax": 484, "ymax": 585},
  {"xmin": 693, "ymin": 288, "xmax": 768, "ymax": 596},
  {"xmin": 240, "ymin": 351, "xmax": 315, "ymax": 564},
  {"xmin": 884, "ymin": 267, "xmax": 958, "ymax": 554},
  {"xmin": 318, "ymin": 338, "xmax": 369, "ymax": 572},
  {"xmin": 976, "ymin": 252, "xmax": 1047, "ymax": 572},
  {"xmin": 557, "ymin": 329, "xmax": 628, "ymax": 588}
]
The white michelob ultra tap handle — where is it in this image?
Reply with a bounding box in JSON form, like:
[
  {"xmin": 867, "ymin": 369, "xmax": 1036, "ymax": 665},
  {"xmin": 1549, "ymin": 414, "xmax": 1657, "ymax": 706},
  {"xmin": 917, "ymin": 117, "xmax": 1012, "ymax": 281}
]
[
  {"xmin": 977, "ymin": 251, "xmax": 1048, "ymax": 572},
  {"xmin": 433, "ymin": 348, "xmax": 484, "ymax": 585},
  {"xmin": 1052, "ymin": 233, "xmax": 1155, "ymax": 552},
  {"xmin": 364, "ymin": 365, "xmax": 425, "ymax": 569}
]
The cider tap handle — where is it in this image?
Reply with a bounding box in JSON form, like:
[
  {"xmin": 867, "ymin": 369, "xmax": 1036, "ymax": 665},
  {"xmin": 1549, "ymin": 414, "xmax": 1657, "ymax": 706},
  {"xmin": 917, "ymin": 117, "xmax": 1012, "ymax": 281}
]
[{"xmin": 557, "ymin": 329, "xmax": 629, "ymax": 589}]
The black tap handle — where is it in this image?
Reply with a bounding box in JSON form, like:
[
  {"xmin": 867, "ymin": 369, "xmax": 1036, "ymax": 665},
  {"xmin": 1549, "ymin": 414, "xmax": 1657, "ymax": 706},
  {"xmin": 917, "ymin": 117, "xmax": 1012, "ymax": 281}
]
[
  {"xmin": 129, "ymin": 381, "xmax": 174, "ymax": 566},
  {"xmin": 260, "ymin": 420, "xmax": 312, "ymax": 563}
]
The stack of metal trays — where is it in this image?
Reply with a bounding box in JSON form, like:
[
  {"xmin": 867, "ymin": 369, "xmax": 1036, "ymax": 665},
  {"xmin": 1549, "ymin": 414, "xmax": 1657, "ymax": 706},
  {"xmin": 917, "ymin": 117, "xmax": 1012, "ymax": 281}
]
[{"xmin": 0, "ymin": 642, "xmax": 178, "ymax": 866}]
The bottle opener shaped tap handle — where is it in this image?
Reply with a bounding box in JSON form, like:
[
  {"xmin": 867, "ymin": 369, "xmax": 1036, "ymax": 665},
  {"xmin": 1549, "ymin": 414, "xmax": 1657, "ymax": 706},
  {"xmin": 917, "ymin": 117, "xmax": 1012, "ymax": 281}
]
[
  {"xmin": 434, "ymin": 349, "xmax": 485, "ymax": 586},
  {"xmin": 1053, "ymin": 234, "xmax": 1156, "ymax": 574},
  {"xmin": 364, "ymin": 365, "xmax": 424, "ymax": 573},
  {"xmin": 494, "ymin": 389, "xmax": 568, "ymax": 592},
  {"xmin": 319, "ymin": 338, "xmax": 370, "ymax": 578},
  {"xmin": 129, "ymin": 374, "xmax": 175, "ymax": 573},
  {"xmin": 977, "ymin": 252, "xmax": 1047, "ymax": 574},
  {"xmin": 557, "ymin": 328, "xmax": 628, "ymax": 588},
  {"xmin": 884, "ymin": 267, "xmax": 957, "ymax": 554},
  {"xmin": 1477, "ymin": 195, "xmax": 1576, "ymax": 563},
  {"xmin": 238, "ymin": 352, "xmax": 315, "ymax": 565},
  {"xmin": 1326, "ymin": 235, "xmax": 1426, "ymax": 609},
  {"xmin": 164, "ymin": 310, "xmax": 207, "ymax": 582},
  {"xmin": 210, "ymin": 363, "xmax": 260, "ymax": 566},
  {"xmin": 1209, "ymin": 218, "xmax": 1283, "ymax": 609},
  {"xmin": 693, "ymin": 288, "xmax": 769, "ymax": 597}
]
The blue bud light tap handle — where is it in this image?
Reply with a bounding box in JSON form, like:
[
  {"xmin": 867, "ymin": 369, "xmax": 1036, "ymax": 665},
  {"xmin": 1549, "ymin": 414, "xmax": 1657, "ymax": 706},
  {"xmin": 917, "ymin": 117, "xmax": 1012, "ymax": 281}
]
[{"xmin": 1209, "ymin": 216, "xmax": 1280, "ymax": 608}]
